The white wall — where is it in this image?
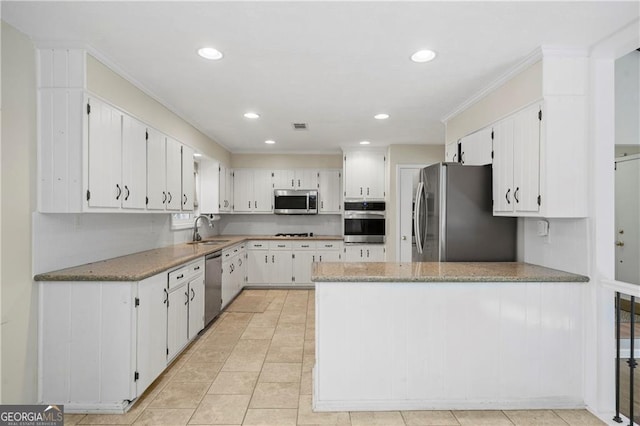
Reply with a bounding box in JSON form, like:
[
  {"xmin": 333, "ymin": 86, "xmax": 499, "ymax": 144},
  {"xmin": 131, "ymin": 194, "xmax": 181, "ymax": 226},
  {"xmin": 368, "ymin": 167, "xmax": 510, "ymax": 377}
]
[
  {"xmin": 615, "ymin": 50, "xmax": 640, "ymax": 147},
  {"xmin": 217, "ymin": 214, "xmax": 341, "ymax": 237},
  {"xmin": 231, "ymin": 153, "xmax": 342, "ymax": 169},
  {"xmin": 1, "ymin": 21, "xmax": 38, "ymax": 403}
]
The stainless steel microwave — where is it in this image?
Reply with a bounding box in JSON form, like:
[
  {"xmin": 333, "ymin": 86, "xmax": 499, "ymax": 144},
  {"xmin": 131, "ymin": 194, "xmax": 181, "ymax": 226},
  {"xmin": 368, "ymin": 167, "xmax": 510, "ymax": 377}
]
[{"xmin": 273, "ymin": 189, "xmax": 318, "ymax": 214}]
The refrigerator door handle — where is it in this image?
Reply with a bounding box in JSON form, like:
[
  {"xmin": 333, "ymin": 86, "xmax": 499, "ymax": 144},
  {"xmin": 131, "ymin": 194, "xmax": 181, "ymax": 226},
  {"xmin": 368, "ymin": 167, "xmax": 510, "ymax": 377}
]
[{"xmin": 414, "ymin": 181, "xmax": 425, "ymax": 254}]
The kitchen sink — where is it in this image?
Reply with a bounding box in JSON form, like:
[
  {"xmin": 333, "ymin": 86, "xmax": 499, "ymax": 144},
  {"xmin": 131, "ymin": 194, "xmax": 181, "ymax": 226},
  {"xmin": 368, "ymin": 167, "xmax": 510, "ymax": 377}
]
[{"xmin": 187, "ymin": 239, "xmax": 231, "ymax": 245}]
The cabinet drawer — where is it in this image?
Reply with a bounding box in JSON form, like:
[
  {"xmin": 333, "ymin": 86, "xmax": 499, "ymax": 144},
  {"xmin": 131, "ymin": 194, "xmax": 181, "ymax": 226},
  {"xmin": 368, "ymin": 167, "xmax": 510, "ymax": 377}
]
[
  {"xmin": 317, "ymin": 241, "xmax": 343, "ymax": 250},
  {"xmin": 248, "ymin": 241, "xmax": 269, "ymax": 250},
  {"xmin": 292, "ymin": 241, "xmax": 316, "ymax": 250},
  {"xmin": 190, "ymin": 258, "xmax": 205, "ymax": 275},
  {"xmin": 269, "ymin": 241, "xmax": 292, "ymax": 250},
  {"xmin": 168, "ymin": 265, "xmax": 189, "ymax": 290}
]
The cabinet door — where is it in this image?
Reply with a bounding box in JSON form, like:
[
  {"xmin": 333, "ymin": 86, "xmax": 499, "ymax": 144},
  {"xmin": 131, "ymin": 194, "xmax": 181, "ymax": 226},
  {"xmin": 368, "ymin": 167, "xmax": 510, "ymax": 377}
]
[
  {"xmin": 296, "ymin": 169, "xmax": 318, "ymax": 189},
  {"xmin": 344, "ymin": 245, "xmax": 363, "ymax": 262},
  {"xmin": 236, "ymin": 253, "xmax": 246, "ymax": 294},
  {"xmin": 146, "ymin": 129, "xmax": 166, "ymax": 210},
  {"xmin": 233, "ymin": 169, "xmax": 253, "ymax": 212},
  {"xmin": 226, "ymin": 168, "xmax": 234, "ymax": 211},
  {"xmin": 253, "ymin": 170, "xmax": 274, "ymax": 212},
  {"xmin": 461, "ymin": 128, "xmax": 492, "ymax": 166},
  {"xmin": 221, "ymin": 260, "xmax": 233, "ymax": 307},
  {"xmin": 344, "ymin": 152, "xmax": 366, "ymax": 198},
  {"xmin": 165, "ymin": 137, "xmax": 182, "ymax": 211},
  {"xmin": 87, "ymin": 97, "xmax": 122, "ymax": 208},
  {"xmin": 364, "ymin": 245, "xmax": 385, "ymax": 262},
  {"xmin": 513, "ymin": 104, "xmax": 541, "ymax": 213},
  {"xmin": 167, "ymin": 284, "xmax": 189, "ymax": 361},
  {"xmin": 136, "ymin": 274, "xmax": 167, "ymax": 396},
  {"xmin": 317, "ymin": 250, "xmax": 341, "ymax": 262},
  {"xmin": 293, "ymin": 251, "xmax": 314, "ymax": 285},
  {"xmin": 188, "ymin": 275, "xmax": 204, "ymax": 340},
  {"xmin": 270, "ymin": 251, "xmax": 293, "ymax": 285},
  {"xmin": 365, "ymin": 152, "xmax": 386, "ymax": 199},
  {"xmin": 218, "ymin": 164, "xmax": 227, "ymax": 211},
  {"xmin": 199, "ymin": 159, "xmax": 220, "ymax": 214},
  {"xmin": 273, "ymin": 170, "xmax": 295, "ymax": 189},
  {"xmin": 318, "ymin": 170, "xmax": 342, "ymax": 213},
  {"xmin": 121, "ymin": 115, "xmax": 147, "ymax": 210},
  {"xmin": 181, "ymin": 145, "xmax": 195, "ymax": 211},
  {"xmin": 247, "ymin": 250, "xmax": 269, "ymax": 285},
  {"xmin": 492, "ymin": 118, "xmax": 515, "ymax": 213},
  {"xmin": 445, "ymin": 141, "xmax": 459, "ymax": 163}
]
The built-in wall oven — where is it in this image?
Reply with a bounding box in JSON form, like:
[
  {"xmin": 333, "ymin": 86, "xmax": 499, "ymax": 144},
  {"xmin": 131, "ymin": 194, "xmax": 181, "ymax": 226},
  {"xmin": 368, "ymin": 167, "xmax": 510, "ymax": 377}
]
[{"xmin": 343, "ymin": 201, "xmax": 386, "ymax": 243}]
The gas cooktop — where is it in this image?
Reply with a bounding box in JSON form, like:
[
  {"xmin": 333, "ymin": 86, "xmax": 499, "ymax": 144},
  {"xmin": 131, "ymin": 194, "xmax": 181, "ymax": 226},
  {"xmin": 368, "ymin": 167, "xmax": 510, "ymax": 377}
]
[{"xmin": 274, "ymin": 233, "xmax": 313, "ymax": 237}]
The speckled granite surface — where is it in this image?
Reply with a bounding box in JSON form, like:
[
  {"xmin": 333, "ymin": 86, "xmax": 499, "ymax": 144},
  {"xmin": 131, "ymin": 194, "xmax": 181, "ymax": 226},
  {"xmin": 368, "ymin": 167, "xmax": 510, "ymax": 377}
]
[
  {"xmin": 34, "ymin": 235, "xmax": 342, "ymax": 282},
  {"xmin": 312, "ymin": 262, "xmax": 589, "ymax": 283}
]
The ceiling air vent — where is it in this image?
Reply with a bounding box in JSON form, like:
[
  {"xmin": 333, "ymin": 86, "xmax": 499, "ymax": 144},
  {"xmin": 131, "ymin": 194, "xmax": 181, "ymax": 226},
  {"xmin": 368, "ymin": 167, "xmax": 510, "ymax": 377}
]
[{"xmin": 292, "ymin": 123, "xmax": 308, "ymax": 130}]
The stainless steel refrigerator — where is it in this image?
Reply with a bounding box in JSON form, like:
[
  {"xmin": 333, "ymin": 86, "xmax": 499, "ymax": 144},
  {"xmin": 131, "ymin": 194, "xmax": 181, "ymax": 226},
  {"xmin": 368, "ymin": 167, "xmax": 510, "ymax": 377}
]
[{"xmin": 413, "ymin": 163, "xmax": 516, "ymax": 262}]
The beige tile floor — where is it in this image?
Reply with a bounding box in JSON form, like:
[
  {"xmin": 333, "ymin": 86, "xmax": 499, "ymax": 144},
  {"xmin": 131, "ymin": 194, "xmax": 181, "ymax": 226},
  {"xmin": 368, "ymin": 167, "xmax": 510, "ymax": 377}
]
[{"xmin": 65, "ymin": 289, "xmax": 605, "ymax": 425}]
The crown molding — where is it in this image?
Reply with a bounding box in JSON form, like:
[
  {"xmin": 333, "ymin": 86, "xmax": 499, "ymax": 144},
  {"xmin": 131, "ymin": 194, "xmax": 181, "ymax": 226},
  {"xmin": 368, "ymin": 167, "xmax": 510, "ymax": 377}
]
[
  {"xmin": 33, "ymin": 39, "xmax": 233, "ymax": 154},
  {"xmin": 440, "ymin": 47, "xmax": 543, "ymax": 124}
]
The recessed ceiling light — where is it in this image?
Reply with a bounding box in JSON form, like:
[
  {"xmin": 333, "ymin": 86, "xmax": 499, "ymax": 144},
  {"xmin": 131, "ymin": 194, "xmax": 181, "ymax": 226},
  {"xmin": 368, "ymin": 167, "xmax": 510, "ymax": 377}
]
[
  {"xmin": 193, "ymin": 153, "xmax": 202, "ymax": 157},
  {"xmin": 265, "ymin": 140, "xmax": 276, "ymax": 145},
  {"xmin": 244, "ymin": 112, "xmax": 260, "ymax": 119},
  {"xmin": 410, "ymin": 49, "xmax": 436, "ymax": 63},
  {"xmin": 374, "ymin": 113, "xmax": 389, "ymax": 120},
  {"xmin": 198, "ymin": 47, "xmax": 223, "ymax": 60},
  {"xmin": 359, "ymin": 141, "xmax": 371, "ymax": 145}
]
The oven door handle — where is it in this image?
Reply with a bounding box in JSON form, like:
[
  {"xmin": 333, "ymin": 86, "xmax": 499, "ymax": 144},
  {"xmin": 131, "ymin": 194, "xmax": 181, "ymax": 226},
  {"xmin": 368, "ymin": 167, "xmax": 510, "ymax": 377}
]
[
  {"xmin": 306, "ymin": 193, "xmax": 310, "ymax": 212},
  {"xmin": 344, "ymin": 212, "xmax": 385, "ymax": 219}
]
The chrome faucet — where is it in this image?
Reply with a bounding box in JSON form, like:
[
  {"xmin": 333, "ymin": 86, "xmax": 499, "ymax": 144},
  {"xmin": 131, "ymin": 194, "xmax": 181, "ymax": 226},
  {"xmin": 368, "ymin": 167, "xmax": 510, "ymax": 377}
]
[{"xmin": 192, "ymin": 214, "xmax": 213, "ymax": 242}]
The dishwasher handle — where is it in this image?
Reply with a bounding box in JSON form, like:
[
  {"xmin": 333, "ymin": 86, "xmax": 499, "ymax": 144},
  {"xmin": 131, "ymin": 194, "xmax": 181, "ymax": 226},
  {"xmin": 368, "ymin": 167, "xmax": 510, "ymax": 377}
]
[{"xmin": 206, "ymin": 251, "xmax": 222, "ymax": 260}]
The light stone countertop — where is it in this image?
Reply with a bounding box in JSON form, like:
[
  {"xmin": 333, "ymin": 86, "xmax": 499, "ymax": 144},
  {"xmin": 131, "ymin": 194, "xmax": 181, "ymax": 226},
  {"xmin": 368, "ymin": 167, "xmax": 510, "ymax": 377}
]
[
  {"xmin": 34, "ymin": 234, "xmax": 342, "ymax": 282},
  {"xmin": 312, "ymin": 262, "xmax": 589, "ymax": 283}
]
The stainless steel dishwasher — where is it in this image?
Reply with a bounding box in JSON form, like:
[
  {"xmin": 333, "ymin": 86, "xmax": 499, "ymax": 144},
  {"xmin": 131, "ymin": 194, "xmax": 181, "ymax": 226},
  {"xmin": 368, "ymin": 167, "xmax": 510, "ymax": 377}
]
[{"xmin": 205, "ymin": 251, "xmax": 222, "ymax": 325}]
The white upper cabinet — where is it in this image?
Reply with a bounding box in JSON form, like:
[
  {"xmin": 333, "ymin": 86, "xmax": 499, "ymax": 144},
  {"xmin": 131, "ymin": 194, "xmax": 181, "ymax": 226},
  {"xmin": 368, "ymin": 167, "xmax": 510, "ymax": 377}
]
[
  {"xmin": 165, "ymin": 137, "xmax": 182, "ymax": 211},
  {"xmin": 146, "ymin": 129, "xmax": 167, "ymax": 211},
  {"xmin": 233, "ymin": 169, "xmax": 273, "ymax": 213},
  {"xmin": 492, "ymin": 117, "xmax": 516, "ymax": 214},
  {"xmin": 181, "ymin": 145, "xmax": 195, "ymax": 211},
  {"xmin": 199, "ymin": 158, "xmax": 220, "ymax": 214},
  {"xmin": 344, "ymin": 150, "xmax": 386, "ymax": 200},
  {"xmin": 318, "ymin": 170, "xmax": 342, "ymax": 213},
  {"xmin": 272, "ymin": 169, "xmax": 318, "ymax": 190},
  {"xmin": 445, "ymin": 141, "xmax": 459, "ymax": 163},
  {"xmin": 37, "ymin": 48, "xmax": 198, "ymax": 214},
  {"xmin": 121, "ymin": 115, "xmax": 147, "ymax": 209},
  {"xmin": 86, "ymin": 97, "xmax": 123, "ymax": 209},
  {"xmin": 460, "ymin": 127, "xmax": 493, "ymax": 166},
  {"xmin": 220, "ymin": 164, "xmax": 234, "ymax": 212}
]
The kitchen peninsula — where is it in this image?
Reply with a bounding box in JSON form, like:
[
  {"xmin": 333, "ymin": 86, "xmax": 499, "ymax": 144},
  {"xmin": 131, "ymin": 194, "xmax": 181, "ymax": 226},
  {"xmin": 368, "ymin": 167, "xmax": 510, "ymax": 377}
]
[{"xmin": 312, "ymin": 262, "xmax": 588, "ymax": 412}]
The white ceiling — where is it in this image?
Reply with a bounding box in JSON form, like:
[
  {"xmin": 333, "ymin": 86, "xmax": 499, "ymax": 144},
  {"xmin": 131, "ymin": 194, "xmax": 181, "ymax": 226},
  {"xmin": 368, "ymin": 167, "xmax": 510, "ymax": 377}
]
[{"xmin": 2, "ymin": 2, "xmax": 638, "ymax": 154}]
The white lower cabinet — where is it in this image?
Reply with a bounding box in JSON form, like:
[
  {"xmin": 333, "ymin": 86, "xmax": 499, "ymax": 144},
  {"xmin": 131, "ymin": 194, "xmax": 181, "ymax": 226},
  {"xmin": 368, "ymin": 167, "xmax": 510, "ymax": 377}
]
[
  {"xmin": 344, "ymin": 244, "xmax": 385, "ymax": 262},
  {"xmin": 39, "ymin": 257, "xmax": 205, "ymax": 412},
  {"xmin": 222, "ymin": 243, "xmax": 247, "ymax": 308},
  {"xmin": 247, "ymin": 240, "xmax": 342, "ymax": 286}
]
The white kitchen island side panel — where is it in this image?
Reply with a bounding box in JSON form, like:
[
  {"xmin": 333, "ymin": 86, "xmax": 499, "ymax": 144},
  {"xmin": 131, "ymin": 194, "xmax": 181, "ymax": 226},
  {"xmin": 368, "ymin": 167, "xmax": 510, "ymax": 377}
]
[
  {"xmin": 39, "ymin": 281, "xmax": 136, "ymax": 412},
  {"xmin": 314, "ymin": 281, "xmax": 584, "ymax": 411}
]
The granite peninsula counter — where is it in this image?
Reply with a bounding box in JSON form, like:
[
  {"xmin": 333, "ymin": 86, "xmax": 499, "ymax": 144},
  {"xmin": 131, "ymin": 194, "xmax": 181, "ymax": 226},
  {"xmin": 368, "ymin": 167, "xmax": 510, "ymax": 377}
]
[{"xmin": 311, "ymin": 262, "xmax": 589, "ymax": 412}]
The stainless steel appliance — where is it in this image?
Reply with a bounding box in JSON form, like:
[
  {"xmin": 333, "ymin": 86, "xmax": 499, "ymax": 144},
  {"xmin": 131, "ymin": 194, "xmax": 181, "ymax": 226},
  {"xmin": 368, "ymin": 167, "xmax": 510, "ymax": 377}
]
[
  {"xmin": 273, "ymin": 189, "xmax": 318, "ymax": 214},
  {"xmin": 413, "ymin": 163, "xmax": 516, "ymax": 261},
  {"xmin": 343, "ymin": 201, "xmax": 386, "ymax": 243},
  {"xmin": 204, "ymin": 251, "xmax": 222, "ymax": 325}
]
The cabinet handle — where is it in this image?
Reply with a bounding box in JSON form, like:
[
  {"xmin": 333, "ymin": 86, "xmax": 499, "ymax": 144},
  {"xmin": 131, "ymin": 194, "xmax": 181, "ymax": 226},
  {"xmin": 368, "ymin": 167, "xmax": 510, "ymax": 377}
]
[
  {"xmin": 367, "ymin": 188, "xmax": 370, "ymax": 196},
  {"xmin": 360, "ymin": 249, "xmax": 363, "ymax": 257},
  {"xmin": 238, "ymin": 258, "xmax": 243, "ymax": 266},
  {"xmin": 185, "ymin": 291, "xmax": 189, "ymax": 305},
  {"xmin": 265, "ymin": 255, "xmax": 268, "ymax": 263},
  {"xmin": 321, "ymin": 201, "xmax": 324, "ymax": 209},
  {"xmin": 194, "ymin": 266, "xmax": 200, "ymax": 271},
  {"xmin": 124, "ymin": 185, "xmax": 130, "ymax": 201},
  {"xmin": 162, "ymin": 191, "xmax": 167, "ymax": 204},
  {"xmin": 312, "ymin": 255, "xmax": 315, "ymax": 262},
  {"xmin": 191, "ymin": 288, "xmax": 195, "ymax": 301},
  {"xmin": 506, "ymin": 189, "xmax": 511, "ymax": 204},
  {"xmin": 360, "ymin": 187, "xmax": 363, "ymax": 195},
  {"xmin": 163, "ymin": 288, "xmax": 168, "ymax": 304},
  {"xmin": 298, "ymin": 179, "xmax": 301, "ymax": 187},
  {"xmin": 453, "ymin": 153, "xmax": 457, "ymax": 162},
  {"xmin": 116, "ymin": 184, "xmax": 122, "ymax": 200},
  {"xmin": 255, "ymin": 200, "xmax": 257, "ymax": 208},
  {"xmin": 319, "ymin": 255, "xmax": 322, "ymax": 262},
  {"xmin": 291, "ymin": 179, "xmax": 295, "ymax": 187},
  {"xmin": 177, "ymin": 274, "xmax": 184, "ymax": 279},
  {"xmin": 272, "ymin": 255, "xmax": 275, "ymax": 263},
  {"xmin": 514, "ymin": 187, "xmax": 520, "ymax": 204},
  {"xmin": 167, "ymin": 192, "xmax": 172, "ymax": 203},
  {"xmin": 249, "ymin": 201, "xmax": 251, "ymax": 209},
  {"xmin": 367, "ymin": 249, "xmax": 370, "ymax": 258},
  {"xmin": 183, "ymin": 194, "xmax": 187, "ymax": 205},
  {"xmin": 461, "ymin": 152, "xmax": 465, "ymax": 164}
]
